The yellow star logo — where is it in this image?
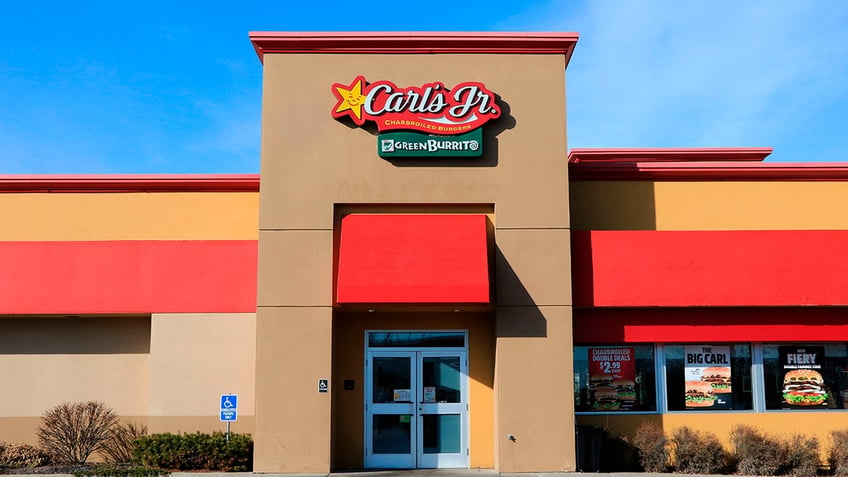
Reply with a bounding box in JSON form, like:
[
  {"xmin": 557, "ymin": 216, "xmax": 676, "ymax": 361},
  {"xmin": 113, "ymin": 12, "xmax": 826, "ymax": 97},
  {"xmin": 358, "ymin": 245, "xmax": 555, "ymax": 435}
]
[{"xmin": 332, "ymin": 76, "xmax": 368, "ymax": 124}]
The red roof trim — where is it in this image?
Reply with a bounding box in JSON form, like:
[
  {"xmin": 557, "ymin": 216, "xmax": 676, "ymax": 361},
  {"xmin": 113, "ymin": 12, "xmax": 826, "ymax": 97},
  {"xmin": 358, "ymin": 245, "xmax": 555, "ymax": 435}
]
[
  {"xmin": 568, "ymin": 147, "xmax": 773, "ymax": 163},
  {"xmin": 249, "ymin": 32, "xmax": 579, "ymax": 66},
  {"xmin": 0, "ymin": 174, "xmax": 260, "ymax": 192},
  {"xmin": 569, "ymin": 161, "xmax": 848, "ymax": 181}
]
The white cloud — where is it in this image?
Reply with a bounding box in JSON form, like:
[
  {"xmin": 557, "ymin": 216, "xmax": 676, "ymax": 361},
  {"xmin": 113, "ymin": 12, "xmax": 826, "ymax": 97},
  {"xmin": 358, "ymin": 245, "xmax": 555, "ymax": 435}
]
[{"xmin": 508, "ymin": 0, "xmax": 848, "ymax": 161}]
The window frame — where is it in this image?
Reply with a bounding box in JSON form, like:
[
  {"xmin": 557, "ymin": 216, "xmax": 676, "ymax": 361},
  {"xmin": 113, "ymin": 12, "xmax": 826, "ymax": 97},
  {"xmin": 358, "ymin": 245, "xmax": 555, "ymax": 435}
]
[{"xmin": 574, "ymin": 342, "xmax": 848, "ymax": 415}]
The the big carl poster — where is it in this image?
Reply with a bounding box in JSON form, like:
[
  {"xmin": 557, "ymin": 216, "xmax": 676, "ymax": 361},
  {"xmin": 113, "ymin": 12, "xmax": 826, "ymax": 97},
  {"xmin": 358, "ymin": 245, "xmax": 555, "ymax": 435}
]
[{"xmin": 684, "ymin": 345, "xmax": 732, "ymax": 410}]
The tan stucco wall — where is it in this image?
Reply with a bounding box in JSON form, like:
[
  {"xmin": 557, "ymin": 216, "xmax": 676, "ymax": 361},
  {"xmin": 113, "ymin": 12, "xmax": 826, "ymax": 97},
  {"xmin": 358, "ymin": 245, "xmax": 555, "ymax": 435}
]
[
  {"xmin": 256, "ymin": 51, "xmax": 573, "ymax": 472},
  {"xmin": 0, "ymin": 314, "xmax": 257, "ymax": 445},
  {"xmin": 0, "ymin": 192, "xmax": 259, "ymax": 240},
  {"xmin": 150, "ymin": 313, "xmax": 256, "ymax": 422},
  {"xmin": 0, "ymin": 316, "xmax": 150, "ymax": 444},
  {"xmin": 254, "ymin": 307, "xmax": 333, "ymax": 473},
  {"xmin": 571, "ymin": 181, "xmax": 848, "ymax": 231},
  {"xmin": 257, "ymin": 53, "xmax": 569, "ymax": 231}
]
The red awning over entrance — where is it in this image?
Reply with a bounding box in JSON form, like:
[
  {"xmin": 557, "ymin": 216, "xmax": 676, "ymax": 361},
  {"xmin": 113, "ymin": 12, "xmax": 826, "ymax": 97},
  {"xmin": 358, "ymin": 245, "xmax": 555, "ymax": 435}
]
[{"xmin": 336, "ymin": 214, "xmax": 490, "ymax": 304}]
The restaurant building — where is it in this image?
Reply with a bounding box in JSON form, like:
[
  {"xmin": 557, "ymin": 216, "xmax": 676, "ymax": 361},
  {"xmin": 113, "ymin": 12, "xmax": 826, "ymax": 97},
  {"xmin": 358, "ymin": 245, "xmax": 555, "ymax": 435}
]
[{"xmin": 1, "ymin": 32, "xmax": 847, "ymax": 474}]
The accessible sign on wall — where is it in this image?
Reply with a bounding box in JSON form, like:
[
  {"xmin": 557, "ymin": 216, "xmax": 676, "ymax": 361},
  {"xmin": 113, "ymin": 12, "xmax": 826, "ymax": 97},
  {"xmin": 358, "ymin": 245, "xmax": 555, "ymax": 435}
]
[{"xmin": 331, "ymin": 76, "xmax": 501, "ymax": 158}]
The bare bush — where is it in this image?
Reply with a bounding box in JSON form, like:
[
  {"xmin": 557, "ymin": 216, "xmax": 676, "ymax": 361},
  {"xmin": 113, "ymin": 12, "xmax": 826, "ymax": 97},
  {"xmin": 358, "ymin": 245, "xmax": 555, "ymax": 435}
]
[
  {"xmin": 831, "ymin": 430, "xmax": 848, "ymax": 476},
  {"xmin": 731, "ymin": 425, "xmax": 783, "ymax": 476},
  {"xmin": 672, "ymin": 426, "xmax": 729, "ymax": 474},
  {"xmin": 37, "ymin": 401, "xmax": 119, "ymax": 464},
  {"xmin": 780, "ymin": 434, "xmax": 820, "ymax": 477},
  {"xmin": 0, "ymin": 442, "xmax": 52, "ymax": 469},
  {"xmin": 632, "ymin": 422, "xmax": 669, "ymax": 472},
  {"xmin": 100, "ymin": 421, "xmax": 148, "ymax": 464}
]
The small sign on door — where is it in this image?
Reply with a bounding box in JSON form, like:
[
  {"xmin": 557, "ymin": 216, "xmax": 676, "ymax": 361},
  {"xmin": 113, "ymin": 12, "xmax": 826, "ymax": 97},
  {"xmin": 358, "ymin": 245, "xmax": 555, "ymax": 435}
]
[
  {"xmin": 393, "ymin": 389, "xmax": 411, "ymax": 402},
  {"xmin": 423, "ymin": 386, "xmax": 436, "ymax": 402}
]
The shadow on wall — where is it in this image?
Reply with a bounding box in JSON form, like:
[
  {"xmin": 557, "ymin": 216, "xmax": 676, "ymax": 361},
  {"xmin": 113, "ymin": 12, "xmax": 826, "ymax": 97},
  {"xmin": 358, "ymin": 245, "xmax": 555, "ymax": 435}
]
[
  {"xmin": 569, "ymin": 181, "xmax": 657, "ymax": 307},
  {"xmin": 0, "ymin": 315, "xmax": 151, "ymax": 354},
  {"xmin": 493, "ymin": 246, "xmax": 547, "ymax": 338},
  {"xmin": 577, "ymin": 414, "xmax": 665, "ymax": 472},
  {"xmin": 569, "ymin": 180, "xmax": 657, "ymax": 231}
]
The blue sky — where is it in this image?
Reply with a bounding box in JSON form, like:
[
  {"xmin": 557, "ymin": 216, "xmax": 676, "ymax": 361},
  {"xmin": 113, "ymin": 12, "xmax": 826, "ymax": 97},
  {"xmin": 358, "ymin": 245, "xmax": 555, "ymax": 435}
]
[{"xmin": 0, "ymin": 1, "xmax": 846, "ymax": 173}]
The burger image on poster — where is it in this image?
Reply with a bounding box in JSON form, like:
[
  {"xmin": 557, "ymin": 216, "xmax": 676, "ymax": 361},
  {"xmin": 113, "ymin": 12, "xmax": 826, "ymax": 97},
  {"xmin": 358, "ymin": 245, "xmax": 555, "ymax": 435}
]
[
  {"xmin": 592, "ymin": 386, "xmax": 621, "ymax": 411},
  {"xmin": 589, "ymin": 374, "xmax": 613, "ymax": 389},
  {"xmin": 783, "ymin": 369, "xmax": 828, "ymax": 406},
  {"xmin": 612, "ymin": 378, "xmax": 636, "ymax": 401},
  {"xmin": 701, "ymin": 366, "xmax": 732, "ymax": 393},
  {"xmin": 685, "ymin": 380, "xmax": 717, "ymax": 408}
]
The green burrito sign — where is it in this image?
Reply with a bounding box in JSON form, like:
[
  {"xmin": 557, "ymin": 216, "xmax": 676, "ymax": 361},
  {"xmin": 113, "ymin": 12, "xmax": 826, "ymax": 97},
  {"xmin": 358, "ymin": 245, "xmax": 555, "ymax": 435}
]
[{"xmin": 378, "ymin": 130, "xmax": 482, "ymax": 158}]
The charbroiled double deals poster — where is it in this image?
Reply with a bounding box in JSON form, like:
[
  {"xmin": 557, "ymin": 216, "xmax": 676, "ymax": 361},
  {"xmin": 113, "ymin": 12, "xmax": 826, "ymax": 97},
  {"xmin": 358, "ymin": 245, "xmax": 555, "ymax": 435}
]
[
  {"xmin": 587, "ymin": 347, "xmax": 637, "ymax": 411},
  {"xmin": 684, "ymin": 345, "xmax": 732, "ymax": 410}
]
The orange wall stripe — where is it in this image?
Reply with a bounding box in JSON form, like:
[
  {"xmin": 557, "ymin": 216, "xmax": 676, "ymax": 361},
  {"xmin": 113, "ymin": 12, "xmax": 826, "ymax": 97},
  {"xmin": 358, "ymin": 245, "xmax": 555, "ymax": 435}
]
[
  {"xmin": 572, "ymin": 230, "xmax": 848, "ymax": 307},
  {"xmin": 0, "ymin": 241, "xmax": 257, "ymax": 314}
]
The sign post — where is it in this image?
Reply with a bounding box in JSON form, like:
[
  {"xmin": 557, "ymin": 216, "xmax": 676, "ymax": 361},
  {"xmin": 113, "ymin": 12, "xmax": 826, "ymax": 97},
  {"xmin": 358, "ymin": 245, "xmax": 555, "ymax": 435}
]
[{"xmin": 219, "ymin": 394, "xmax": 238, "ymax": 442}]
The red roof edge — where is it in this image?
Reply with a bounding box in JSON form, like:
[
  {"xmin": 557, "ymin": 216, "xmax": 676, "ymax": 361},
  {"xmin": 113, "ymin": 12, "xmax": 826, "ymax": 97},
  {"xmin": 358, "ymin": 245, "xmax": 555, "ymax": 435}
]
[
  {"xmin": 564, "ymin": 147, "xmax": 848, "ymax": 181},
  {"xmin": 567, "ymin": 147, "xmax": 773, "ymax": 163},
  {"xmin": 569, "ymin": 161, "xmax": 848, "ymax": 181},
  {"xmin": 0, "ymin": 174, "xmax": 261, "ymax": 193},
  {"xmin": 249, "ymin": 32, "xmax": 579, "ymax": 66}
]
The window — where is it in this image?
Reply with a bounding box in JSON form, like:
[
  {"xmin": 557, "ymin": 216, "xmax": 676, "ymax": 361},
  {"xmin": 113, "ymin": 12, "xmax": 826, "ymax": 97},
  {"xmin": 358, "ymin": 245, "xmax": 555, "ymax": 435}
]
[
  {"xmin": 573, "ymin": 345, "xmax": 657, "ymax": 412},
  {"xmin": 574, "ymin": 342, "xmax": 848, "ymax": 414},
  {"xmin": 763, "ymin": 343, "xmax": 848, "ymax": 410}
]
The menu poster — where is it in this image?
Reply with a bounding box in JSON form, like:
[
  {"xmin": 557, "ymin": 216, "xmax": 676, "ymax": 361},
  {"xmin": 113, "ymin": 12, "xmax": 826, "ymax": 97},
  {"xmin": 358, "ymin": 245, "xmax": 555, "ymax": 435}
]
[
  {"xmin": 587, "ymin": 347, "xmax": 636, "ymax": 411},
  {"xmin": 779, "ymin": 346, "xmax": 829, "ymax": 408},
  {"xmin": 684, "ymin": 345, "xmax": 732, "ymax": 410}
]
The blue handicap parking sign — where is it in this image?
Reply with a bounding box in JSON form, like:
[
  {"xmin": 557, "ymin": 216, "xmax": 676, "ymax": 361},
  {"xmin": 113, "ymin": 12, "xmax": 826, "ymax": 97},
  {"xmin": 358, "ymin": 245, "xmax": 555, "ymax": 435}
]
[{"xmin": 220, "ymin": 394, "xmax": 238, "ymax": 422}]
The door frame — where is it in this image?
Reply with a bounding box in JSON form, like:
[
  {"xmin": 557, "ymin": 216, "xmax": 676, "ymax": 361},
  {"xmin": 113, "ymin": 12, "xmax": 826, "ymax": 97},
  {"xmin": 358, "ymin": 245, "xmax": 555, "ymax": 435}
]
[{"xmin": 364, "ymin": 330, "xmax": 469, "ymax": 469}]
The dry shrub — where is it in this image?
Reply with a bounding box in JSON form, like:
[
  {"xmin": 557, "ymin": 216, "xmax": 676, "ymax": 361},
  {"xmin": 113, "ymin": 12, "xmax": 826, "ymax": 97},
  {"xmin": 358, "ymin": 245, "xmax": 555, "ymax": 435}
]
[
  {"xmin": 731, "ymin": 425, "xmax": 783, "ymax": 475},
  {"xmin": 632, "ymin": 422, "xmax": 669, "ymax": 472},
  {"xmin": 779, "ymin": 434, "xmax": 819, "ymax": 477},
  {"xmin": 100, "ymin": 421, "xmax": 148, "ymax": 464},
  {"xmin": 0, "ymin": 442, "xmax": 52, "ymax": 469},
  {"xmin": 672, "ymin": 426, "xmax": 729, "ymax": 474},
  {"xmin": 37, "ymin": 401, "xmax": 119, "ymax": 464},
  {"xmin": 830, "ymin": 430, "xmax": 848, "ymax": 476}
]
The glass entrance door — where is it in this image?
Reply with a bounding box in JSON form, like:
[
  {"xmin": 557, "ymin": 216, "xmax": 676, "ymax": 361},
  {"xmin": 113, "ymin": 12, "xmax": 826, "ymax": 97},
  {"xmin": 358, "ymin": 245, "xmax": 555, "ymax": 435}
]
[{"xmin": 365, "ymin": 350, "xmax": 468, "ymax": 469}]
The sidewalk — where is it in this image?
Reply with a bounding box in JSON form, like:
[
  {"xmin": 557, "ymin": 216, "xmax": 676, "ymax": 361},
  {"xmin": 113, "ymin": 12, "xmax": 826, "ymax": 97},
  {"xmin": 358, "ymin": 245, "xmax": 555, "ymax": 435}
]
[{"xmin": 18, "ymin": 472, "xmax": 726, "ymax": 477}]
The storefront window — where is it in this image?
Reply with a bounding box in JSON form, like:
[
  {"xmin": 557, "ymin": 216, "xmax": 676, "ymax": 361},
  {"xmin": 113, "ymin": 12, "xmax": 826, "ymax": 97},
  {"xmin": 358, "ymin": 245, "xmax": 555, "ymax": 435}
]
[
  {"xmin": 763, "ymin": 343, "xmax": 848, "ymax": 410},
  {"xmin": 665, "ymin": 344, "xmax": 753, "ymax": 411},
  {"xmin": 574, "ymin": 345, "xmax": 656, "ymax": 412}
]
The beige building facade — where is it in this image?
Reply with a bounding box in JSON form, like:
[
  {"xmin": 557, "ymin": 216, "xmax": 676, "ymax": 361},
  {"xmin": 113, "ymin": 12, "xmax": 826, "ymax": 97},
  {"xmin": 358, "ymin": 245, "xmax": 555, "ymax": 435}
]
[{"xmin": 250, "ymin": 32, "xmax": 579, "ymax": 473}]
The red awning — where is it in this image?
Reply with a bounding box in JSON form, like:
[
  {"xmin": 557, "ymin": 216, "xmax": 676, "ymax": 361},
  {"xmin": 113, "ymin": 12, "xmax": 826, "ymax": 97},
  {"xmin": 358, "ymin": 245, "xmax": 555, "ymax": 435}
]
[{"xmin": 336, "ymin": 214, "xmax": 490, "ymax": 304}]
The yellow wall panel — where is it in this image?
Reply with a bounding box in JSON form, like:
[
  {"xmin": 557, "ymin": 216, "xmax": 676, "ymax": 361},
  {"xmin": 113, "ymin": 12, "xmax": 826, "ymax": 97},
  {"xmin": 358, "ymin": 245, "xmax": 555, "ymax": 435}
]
[
  {"xmin": 572, "ymin": 181, "xmax": 848, "ymax": 231},
  {"xmin": 0, "ymin": 192, "xmax": 258, "ymax": 240}
]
